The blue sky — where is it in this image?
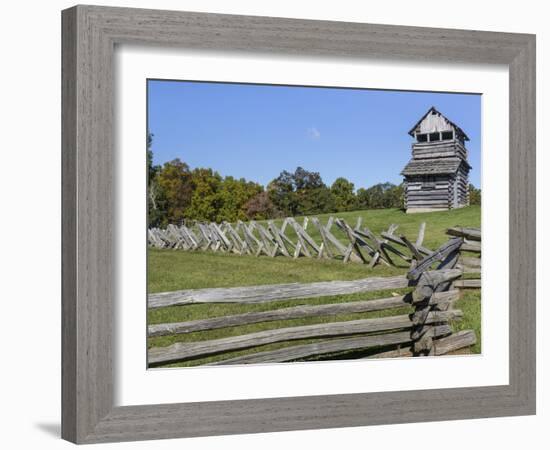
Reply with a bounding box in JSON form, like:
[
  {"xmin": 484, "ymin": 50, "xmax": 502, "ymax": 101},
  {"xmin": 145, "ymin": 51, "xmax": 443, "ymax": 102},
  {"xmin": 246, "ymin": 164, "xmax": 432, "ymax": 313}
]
[{"xmin": 147, "ymin": 80, "xmax": 481, "ymax": 189}]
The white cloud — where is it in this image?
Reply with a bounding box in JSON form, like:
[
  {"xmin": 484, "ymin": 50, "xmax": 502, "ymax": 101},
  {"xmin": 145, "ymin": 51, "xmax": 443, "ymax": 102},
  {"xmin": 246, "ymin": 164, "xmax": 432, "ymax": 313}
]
[{"xmin": 307, "ymin": 127, "xmax": 321, "ymax": 140}]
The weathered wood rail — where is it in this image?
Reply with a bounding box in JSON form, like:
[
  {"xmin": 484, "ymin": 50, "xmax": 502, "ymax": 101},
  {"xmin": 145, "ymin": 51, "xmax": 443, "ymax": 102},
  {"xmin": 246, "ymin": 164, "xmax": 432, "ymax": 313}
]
[
  {"xmin": 148, "ymin": 216, "xmax": 432, "ymax": 268},
  {"xmin": 148, "ymin": 275, "xmax": 410, "ymax": 309},
  {"xmin": 148, "ymin": 290, "xmax": 460, "ymax": 337},
  {"xmin": 361, "ymin": 329, "xmax": 477, "ymax": 359},
  {"xmin": 208, "ymin": 326, "xmax": 454, "ymax": 366},
  {"xmin": 148, "ymin": 234, "xmax": 479, "ymax": 366},
  {"xmin": 446, "ymin": 226, "xmax": 482, "ymax": 289},
  {"xmin": 149, "ymin": 311, "xmax": 463, "ymax": 364}
]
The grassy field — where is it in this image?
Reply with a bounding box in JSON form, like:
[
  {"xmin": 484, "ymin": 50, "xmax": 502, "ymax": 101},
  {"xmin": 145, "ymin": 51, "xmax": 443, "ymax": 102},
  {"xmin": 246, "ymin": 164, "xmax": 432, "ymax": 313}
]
[
  {"xmin": 148, "ymin": 206, "xmax": 481, "ymax": 366},
  {"xmin": 453, "ymin": 290, "xmax": 482, "ymax": 354},
  {"xmin": 149, "ymin": 205, "xmax": 480, "ymax": 292},
  {"xmin": 275, "ymin": 205, "xmax": 481, "ymax": 252}
]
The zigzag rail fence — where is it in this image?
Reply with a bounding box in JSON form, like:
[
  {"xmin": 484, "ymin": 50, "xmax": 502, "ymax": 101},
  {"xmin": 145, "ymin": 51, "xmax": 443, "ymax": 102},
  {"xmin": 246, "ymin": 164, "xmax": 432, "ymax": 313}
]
[
  {"xmin": 151, "ymin": 216, "xmax": 441, "ymax": 266},
  {"xmin": 147, "ymin": 226, "xmax": 480, "ymax": 366}
]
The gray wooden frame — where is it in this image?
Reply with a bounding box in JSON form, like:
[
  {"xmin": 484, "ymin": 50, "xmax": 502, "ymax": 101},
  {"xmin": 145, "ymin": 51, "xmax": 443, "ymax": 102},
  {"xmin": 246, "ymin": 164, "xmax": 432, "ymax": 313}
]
[{"xmin": 62, "ymin": 5, "xmax": 536, "ymax": 444}]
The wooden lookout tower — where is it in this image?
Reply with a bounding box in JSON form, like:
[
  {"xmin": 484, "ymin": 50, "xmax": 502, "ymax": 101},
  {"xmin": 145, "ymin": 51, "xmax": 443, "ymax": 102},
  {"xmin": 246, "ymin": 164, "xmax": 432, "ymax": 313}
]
[{"xmin": 401, "ymin": 107, "xmax": 471, "ymax": 213}]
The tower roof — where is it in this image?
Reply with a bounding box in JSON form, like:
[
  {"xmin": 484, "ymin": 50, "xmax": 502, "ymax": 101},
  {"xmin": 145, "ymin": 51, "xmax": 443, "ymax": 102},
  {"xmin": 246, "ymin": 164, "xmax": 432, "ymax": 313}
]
[
  {"xmin": 401, "ymin": 157, "xmax": 471, "ymax": 176},
  {"xmin": 408, "ymin": 106, "xmax": 470, "ymax": 141}
]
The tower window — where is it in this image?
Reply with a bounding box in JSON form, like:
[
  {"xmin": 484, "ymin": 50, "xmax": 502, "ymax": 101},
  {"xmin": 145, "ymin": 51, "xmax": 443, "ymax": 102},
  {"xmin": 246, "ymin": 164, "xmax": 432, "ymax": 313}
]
[
  {"xmin": 416, "ymin": 133, "xmax": 428, "ymax": 142},
  {"xmin": 429, "ymin": 132, "xmax": 440, "ymax": 142},
  {"xmin": 441, "ymin": 131, "xmax": 453, "ymax": 140}
]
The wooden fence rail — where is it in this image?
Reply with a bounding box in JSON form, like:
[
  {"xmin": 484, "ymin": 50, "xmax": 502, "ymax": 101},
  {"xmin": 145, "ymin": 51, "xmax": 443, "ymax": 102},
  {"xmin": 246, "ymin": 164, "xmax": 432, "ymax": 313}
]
[
  {"xmin": 149, "ymin": 312, "xmax": 462, "ymax": 365},
  {"xmin": 446, "ymin": 226, "xmax": 482, "ymax": 289},
  {"xmin": 148, "ymin": 216, "xmax": 433, "ymax": 268},
  {"xmin": 148, "ymin": 233, "xmax": 480, "ymax": 366},
  {"xmin": 148, "ymin": 275, "xmax": 410, "ymax": 308},
  {"xmin": 208, "ymin": 326, "xmax": 454, "ymax": 366},
  {"xmin": 148, "ymin": 290, "xmax": 460, "ymax": 337}
]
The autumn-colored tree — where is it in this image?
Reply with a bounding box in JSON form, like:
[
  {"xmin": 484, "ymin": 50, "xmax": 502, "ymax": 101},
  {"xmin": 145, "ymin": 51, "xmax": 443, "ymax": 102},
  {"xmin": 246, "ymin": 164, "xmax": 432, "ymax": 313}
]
[
  {"xmin": 146, "ymin": 141, "xmax": 412, "ymax": 225},
  {"xmin": 214, "ymin": 176, "xmax": 263, "ymax": 222},
  {"xmin": 244, "ymin": 191, "xmax": 281, "ymax": 220},
  {"xmin": 184, "ymin": 170, "xmax": 263, "ymax": 222},
  {"xmin": 155, "ymin": 159, "xmax": 193, "ymax": 225}
]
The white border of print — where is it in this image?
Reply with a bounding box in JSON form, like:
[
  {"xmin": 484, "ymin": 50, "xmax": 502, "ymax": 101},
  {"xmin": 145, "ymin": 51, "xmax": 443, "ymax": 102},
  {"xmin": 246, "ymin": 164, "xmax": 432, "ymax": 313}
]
[{"xmin": 114, "ymin": 45, "xmax": 508, "ymax": 407}]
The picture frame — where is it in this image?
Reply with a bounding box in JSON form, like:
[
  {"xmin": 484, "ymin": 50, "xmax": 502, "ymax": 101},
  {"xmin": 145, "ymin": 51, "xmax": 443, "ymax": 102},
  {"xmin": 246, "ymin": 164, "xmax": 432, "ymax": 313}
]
[{"xmin": 61, "ymin": 4, "xmax": 535, "ymax": 444}]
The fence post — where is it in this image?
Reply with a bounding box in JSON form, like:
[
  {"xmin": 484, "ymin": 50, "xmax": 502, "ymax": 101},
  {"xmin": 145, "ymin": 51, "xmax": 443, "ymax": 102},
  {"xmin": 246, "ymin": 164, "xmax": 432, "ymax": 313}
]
[{"xmin": 407, "ymin": 236, "xmax": 466, "ymax": 356}]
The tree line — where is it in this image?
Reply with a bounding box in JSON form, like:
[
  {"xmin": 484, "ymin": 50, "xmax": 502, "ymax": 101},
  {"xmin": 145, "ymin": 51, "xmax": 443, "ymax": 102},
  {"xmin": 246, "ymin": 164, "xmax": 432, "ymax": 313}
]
[{"xmin": 147, "ymin": 135, "xmax": 480, "ymax": 227}]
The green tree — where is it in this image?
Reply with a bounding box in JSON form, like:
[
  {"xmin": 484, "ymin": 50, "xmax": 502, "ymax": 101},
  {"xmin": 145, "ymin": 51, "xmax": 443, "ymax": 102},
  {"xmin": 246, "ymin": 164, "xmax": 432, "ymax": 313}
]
[
  {"xmin": 267, "ymin": 170, "xmax": 300, "ymax": 216},
  {"xmin": 147, "ymin": 133, "xmax": 160, "ymax": 183},
  {"xmin": 268, "ymin": 167, "xmax": 332, "ymax": 216},
  {"xmin": 293, "ymin": 167, "xmax": 325, "ymax": 191},
  {"xmin": 185, "ymin": 168, "xmax": 223, "ymax": 222},
  {"xmin": 356, "ymin": 188, "xmax": 368, "ymax": 209},
  {"xmin": 331, "ymin": 177, "xmax": 356, "ymax": 212},
  {"xmin": 298, "ymin": 186, "xmax": 336, "ymax": 215},
  {"xmin": 357, "ymin": 182, "xmax": 403, "ymax": 209},
  {"xmin": 214, "ymin": 176, "xmax": 263, "ymax": 222},
  {"xmin": 469, "ymin": 184, "xmax": 481, "ymax": 205}
]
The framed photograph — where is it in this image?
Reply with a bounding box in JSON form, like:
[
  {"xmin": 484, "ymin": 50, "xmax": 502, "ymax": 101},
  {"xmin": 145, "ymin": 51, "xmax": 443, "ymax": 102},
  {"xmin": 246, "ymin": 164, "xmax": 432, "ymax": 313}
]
[{"xmin": 62, "ymin": 5, "xmax": 535, "ymax": 444}]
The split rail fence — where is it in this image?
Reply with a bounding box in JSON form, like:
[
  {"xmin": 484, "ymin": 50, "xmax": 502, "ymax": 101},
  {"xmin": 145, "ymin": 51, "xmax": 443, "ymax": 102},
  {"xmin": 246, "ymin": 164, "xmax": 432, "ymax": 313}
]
[
  {"xmin": 147, "ymin": 229, "xmax": 480, "ymax": 366},
  {"xmin": 149, "ymin": 216, "xmax": 435, "ymax": 268},
  {"xmin": 447, "ymin": 226, "xmax": 481, "ymax": 289},
  {"xmin": 149, "ymin": 217, "xmax": 481, "ymax": 277}
]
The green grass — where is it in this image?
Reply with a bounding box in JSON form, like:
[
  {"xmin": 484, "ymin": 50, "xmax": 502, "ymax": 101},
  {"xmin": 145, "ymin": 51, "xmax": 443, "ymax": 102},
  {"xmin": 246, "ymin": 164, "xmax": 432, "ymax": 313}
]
[
  {"xmin": 452, "ymin": 289, "xmax": 482, "ymax": 354},
  {"xmin": 148, "ymin": 206, "xmax": 481, "ymax": 366},
  {"xmin": 148, "ymin": 249, "xmax": 405, "ymax": 293},
  {"xmin": 148, "ymin": 287, "xmax": 481, "ymax": 367},
  {"xmin": 273, "ymin": 205, "xmax": 481, "ymax": 252},
  {"xmin": 149, "ymin": 288, "xmax": 414, "ymax": 367},
  {"xmin": 149, "ymin": 205, "xmax": 480, "ymax": 293}
]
